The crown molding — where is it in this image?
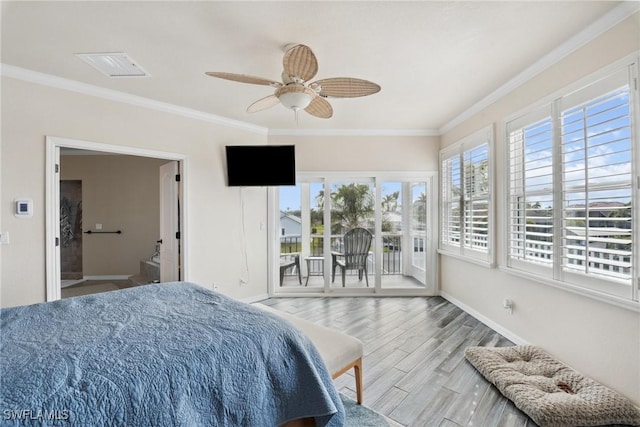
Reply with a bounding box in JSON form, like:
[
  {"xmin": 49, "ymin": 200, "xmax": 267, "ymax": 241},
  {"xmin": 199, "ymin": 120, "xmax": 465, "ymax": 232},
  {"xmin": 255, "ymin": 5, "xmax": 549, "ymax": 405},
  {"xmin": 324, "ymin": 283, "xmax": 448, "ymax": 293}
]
[
  {"xmin": 1, "ymin": 63, "xmax": 437, "ymax": 137},
  {"xmin": 0, "ymin": 63, "xmax": 269, "ymax": 135},
  {"xmin": 4, "ymin": 1, "xmax": 637, "ymax": 139},
  {"xmin": 268, "ymin": 128, "xmax": 439, "ymax": 137},
  {"xmin": 439, "ymin": 1, "xmax": 640, "ymax": 135}
]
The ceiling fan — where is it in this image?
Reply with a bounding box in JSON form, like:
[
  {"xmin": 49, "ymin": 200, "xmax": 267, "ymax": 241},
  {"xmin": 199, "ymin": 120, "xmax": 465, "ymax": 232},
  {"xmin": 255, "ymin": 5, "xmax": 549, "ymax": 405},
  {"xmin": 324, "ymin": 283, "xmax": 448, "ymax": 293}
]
[{"xmin": 205, "ymin": 44, "xmax": 381, "ymax": 119}]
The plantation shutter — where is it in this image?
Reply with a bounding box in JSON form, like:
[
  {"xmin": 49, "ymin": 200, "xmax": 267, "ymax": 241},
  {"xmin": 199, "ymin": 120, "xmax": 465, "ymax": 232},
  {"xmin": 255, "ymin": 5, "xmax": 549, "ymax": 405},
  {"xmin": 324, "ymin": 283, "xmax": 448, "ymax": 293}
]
[
  {"xmin": 440, "ymin": 126, "xmax": 493, "ymax": 263},
  {"xmin": 463, "ymin": 144, "xmax": 490, "ymax": 252},
  {"xmin": 559, "ymin": 68, "xmax": 633, "ymax": 290},
  {"xmin": 507, "ymin": 105, "xmax": 554, "ymax": 276},
  {"xmin": 441, "ymin": 153, "xmax": 461, "ymax": 249},
  {"xmin": 506, "ymin": 63, "xmax": 636, "ymax": 300}
]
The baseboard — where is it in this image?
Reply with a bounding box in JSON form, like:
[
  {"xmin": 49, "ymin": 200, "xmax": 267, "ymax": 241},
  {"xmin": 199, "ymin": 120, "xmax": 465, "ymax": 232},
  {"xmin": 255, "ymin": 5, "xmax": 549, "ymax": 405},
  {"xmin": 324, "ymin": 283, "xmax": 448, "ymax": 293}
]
[
  {"xmin": 440, "ymin": 291, "xmax": 529, "ymax": 346},
  {"xmin": 83, "ymin": 275, "xmax": 132, "ymax": 281},
  {"xmin": 60, "ymin": 279, "xmax": 87, "ymax": 288}
]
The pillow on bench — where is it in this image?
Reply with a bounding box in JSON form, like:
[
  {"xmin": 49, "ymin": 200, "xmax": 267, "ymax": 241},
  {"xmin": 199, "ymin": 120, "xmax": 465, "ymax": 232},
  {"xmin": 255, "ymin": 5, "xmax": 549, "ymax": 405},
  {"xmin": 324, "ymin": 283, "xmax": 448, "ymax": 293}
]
[{"xmin": 465, "ymin": 345, "xmax": 640, "ymax": 427}]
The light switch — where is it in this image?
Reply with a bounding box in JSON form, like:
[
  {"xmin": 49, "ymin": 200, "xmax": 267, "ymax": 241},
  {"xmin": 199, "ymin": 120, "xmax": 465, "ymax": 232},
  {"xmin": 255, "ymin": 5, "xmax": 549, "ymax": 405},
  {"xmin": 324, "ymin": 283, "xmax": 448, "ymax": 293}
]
[
  {"xmin": 0, "ymin": 232, "xmax": 9, "ymax": 245},
  {"xmin": 96, "ymin": 224, "xmax": 103, "ymax": 230}
]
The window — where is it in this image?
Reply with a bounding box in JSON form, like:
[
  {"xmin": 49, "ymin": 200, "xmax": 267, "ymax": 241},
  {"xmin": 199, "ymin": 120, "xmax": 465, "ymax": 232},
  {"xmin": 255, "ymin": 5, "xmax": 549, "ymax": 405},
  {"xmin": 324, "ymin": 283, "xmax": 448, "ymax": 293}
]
[
  {"xmin": 507, "ymin": 106, "xmax": 554, "ymax": 275},
  {"xmin": 440, "ymin": 126, "xmax": 494, "ymax": 264},
  {"xmin": 506, "ymin": 63, "xmax": 637, "ymax": 301}
]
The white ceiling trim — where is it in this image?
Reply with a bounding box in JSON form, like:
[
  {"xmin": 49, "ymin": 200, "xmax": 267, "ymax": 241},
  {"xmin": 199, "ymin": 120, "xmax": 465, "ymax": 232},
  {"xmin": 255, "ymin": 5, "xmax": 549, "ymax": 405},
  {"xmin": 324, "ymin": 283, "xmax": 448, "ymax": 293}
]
[
  {"xmin": 1, "ymin": 62, "xmax": 436, "ymax": 137},
  {"xmin": 439, "ymin": 1, "xmax": 640, "ymax": 135},
  {"xmin": 2, "ymin": 2, "xmax": 636, "ymax": 139},
  {"xmin": 0, "ymin": 63, "xmax": 268, "ymax": 135}
]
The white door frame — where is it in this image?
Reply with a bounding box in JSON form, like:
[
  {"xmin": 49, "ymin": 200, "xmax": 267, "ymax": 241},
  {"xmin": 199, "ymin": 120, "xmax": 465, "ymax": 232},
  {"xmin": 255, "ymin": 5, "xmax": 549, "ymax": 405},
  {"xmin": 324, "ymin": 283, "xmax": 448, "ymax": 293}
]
[
  {"xmin": 269, "ymin": 171, "xmax": 438, "ymax": 297},
  {"xmin": 45, "ymin": 136, "xmax": 188, "ymax": 301}
]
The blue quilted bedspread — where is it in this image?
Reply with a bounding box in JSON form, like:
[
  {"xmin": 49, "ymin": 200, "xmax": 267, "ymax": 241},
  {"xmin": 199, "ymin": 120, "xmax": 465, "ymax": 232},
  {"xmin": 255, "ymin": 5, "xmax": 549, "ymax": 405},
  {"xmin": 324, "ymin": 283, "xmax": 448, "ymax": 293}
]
[{"xmin": 0, "ymin": 282, "xmax": 344, "ymax": 426}]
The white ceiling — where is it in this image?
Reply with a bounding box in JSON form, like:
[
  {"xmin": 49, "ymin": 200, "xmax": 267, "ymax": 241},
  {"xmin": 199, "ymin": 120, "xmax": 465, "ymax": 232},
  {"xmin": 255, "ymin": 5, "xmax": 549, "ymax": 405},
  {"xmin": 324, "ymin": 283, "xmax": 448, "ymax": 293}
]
[{"xmin": 1, "ymin": 1, "xmax": 630, "ymax": 134}]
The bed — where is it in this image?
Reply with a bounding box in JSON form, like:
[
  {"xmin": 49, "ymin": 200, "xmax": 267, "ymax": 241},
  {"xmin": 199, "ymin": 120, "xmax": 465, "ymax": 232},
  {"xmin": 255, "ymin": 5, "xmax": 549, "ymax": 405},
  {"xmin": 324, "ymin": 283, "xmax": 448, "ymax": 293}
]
[{"xmin": 0, "ymin": 282, "xmax": 344, "ymax": 426}]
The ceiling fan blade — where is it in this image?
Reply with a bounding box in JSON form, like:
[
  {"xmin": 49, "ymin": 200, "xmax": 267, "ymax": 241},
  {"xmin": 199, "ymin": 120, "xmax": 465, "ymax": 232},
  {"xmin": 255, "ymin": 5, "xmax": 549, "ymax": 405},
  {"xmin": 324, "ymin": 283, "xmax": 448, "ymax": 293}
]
[
  {"xmin": 283, "ymin": 44, "xmax": 318, "ymax": 82},
  {"xmin": 305, "ymin": 96, "xmax": 333, "ymax": 119},
  {"xmin": 313, "ymin": 77, "xmax": 381, "ymax": 98},
  {"xmin": 205, "ymin": 72, "xmax": 282, "ymax": 87},
  {"xmin": 247, "ymin": 95, "xmax": 280, "ymax": 113}
]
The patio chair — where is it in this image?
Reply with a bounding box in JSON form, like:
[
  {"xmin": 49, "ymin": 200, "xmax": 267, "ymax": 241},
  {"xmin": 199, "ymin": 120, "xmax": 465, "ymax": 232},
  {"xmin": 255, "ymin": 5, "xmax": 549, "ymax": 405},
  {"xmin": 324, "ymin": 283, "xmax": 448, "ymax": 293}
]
[
  {"xmin": 333, "ymin": 227, "xmax": 373, "ymax": 287},
  {"xmin": 279, "ymin": 254, "xmax": 301, "ymax": 286}
]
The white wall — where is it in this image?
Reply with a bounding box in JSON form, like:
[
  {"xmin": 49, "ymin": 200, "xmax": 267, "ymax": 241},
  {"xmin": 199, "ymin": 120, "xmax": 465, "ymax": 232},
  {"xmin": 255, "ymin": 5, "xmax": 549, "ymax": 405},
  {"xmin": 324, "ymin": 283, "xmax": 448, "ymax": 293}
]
[
  {"xmin": 1, "ymin": 77, "xmax": 269, "ymax": 307},
  {"xmin": 440, "ymin": 14, "xmax": 640, "ymax": 404},
  {"xmin": 269, "ymin": 134, "xmax": 439, "ymax": 172}
]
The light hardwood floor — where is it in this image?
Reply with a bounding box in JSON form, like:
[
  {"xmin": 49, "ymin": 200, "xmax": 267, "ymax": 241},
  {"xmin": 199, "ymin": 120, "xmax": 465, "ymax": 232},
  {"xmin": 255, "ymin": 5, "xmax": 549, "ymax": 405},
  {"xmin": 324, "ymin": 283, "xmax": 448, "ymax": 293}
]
[{"xmin": 260, "ymin": 296, "xmax": 539, "ymax": 427}]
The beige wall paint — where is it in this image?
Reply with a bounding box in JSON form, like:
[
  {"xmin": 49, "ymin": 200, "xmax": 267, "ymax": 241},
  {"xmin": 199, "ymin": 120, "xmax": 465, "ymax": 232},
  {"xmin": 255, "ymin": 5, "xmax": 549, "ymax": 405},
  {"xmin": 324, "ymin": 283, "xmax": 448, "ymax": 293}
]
[
  {"xmin": 440, "ymin": 14, "xmax": 640, "ymax": 403},
  {"xmin": 1, "ymin": 78, "xmax": 268, "ymax": 307},
  {"xmin": 60, "ymin": 155, "xmax": 168, "ymax": 277},
  {"xmin": 269, "ymin": 134, "xmax": 439, "ymax": 172},
  {"xmin": 1, "ymin": 10, "xmax": 637, "ymax": 406}
]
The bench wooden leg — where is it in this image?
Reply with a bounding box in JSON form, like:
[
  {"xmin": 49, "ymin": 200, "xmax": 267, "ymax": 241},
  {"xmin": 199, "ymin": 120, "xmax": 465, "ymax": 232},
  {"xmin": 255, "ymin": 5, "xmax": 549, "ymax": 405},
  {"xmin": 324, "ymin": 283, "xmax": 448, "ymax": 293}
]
[
  {"xmin": 332, "ymin": 357, "xmax": 363, "ymax": 405},
  {"xmin": 354, "ymin": 358, "xmax": 363, "ymax": 404}
]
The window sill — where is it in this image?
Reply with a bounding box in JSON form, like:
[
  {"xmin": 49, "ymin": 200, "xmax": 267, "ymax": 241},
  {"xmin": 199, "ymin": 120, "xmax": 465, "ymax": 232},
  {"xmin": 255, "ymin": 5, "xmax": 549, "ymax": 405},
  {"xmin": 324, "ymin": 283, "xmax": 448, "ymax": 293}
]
[
  {"xmin": 499, "ymin": 265, "xmax": 640, "ymax": 312},
  {"xmin": 438, "ymin": 249, "xmax": 496, "ymax": 269}
]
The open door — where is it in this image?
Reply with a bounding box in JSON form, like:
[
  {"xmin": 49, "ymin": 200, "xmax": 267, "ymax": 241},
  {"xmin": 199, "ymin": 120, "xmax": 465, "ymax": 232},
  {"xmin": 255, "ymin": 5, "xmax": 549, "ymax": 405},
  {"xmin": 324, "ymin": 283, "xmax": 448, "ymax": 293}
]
[
  {"xmin": 46, "ymin": 145, "xmax": 62, "ymax": 301},
  {"xmin": 159, "ymin": 161, "xmax": 180, "ymax": 282}
]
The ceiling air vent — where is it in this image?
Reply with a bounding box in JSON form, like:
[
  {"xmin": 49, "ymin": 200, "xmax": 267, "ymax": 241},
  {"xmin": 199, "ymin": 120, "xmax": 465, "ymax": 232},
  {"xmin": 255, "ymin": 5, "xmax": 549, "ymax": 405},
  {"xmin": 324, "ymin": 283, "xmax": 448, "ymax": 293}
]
[{"xmin": 75, "ymin": 52, "xmax": 149, "ymax": 77}]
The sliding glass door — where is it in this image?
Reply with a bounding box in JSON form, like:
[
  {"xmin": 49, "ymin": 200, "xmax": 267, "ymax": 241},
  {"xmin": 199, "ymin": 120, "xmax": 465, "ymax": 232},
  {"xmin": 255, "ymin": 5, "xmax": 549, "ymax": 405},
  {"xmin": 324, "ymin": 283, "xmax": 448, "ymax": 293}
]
[
  {"xmin": 274, "ymin": 173, "xmax": 436, "ymax": 295},
  {"xmin": 378, "ymin": 181, "xmax": 429, "ymax": 290},
  {"xmin": 329, "ymin": 180, "xmax": 376, "ymax": 289}
]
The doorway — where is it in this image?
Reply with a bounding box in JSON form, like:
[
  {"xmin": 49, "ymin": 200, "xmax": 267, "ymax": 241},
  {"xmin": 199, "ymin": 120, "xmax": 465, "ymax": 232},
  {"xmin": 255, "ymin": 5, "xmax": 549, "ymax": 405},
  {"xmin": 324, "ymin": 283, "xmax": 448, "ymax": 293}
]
[
  {"xmin": 272, "ymin": 172, "xmax": 438, "ymax": 296},
  {"xmin": 45, "ymin": 136, "xmax": 187, "ymax": 301}
]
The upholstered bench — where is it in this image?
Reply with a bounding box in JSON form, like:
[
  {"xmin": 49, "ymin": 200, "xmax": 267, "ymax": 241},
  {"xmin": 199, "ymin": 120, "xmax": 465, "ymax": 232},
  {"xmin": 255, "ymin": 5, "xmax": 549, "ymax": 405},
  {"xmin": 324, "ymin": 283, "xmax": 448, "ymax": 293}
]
[
  {"xmin": 465, "ymin": 345, "xmax": 640, "ymax": 427},
  {"xmin": 253, "ymin": 303, "xmax": 364, "ymax": 404}
]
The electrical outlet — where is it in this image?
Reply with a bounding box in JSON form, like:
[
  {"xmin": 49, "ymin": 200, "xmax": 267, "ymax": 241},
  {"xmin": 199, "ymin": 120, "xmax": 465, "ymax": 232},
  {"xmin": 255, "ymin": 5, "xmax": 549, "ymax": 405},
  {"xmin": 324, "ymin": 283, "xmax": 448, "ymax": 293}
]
[
  {"xmin": 503, "ymin": 298, "xmax": 513, "ymax": 315},
  {"xmin": 213, "ymin": 283, "xmax": 219, "ymax": 291}
]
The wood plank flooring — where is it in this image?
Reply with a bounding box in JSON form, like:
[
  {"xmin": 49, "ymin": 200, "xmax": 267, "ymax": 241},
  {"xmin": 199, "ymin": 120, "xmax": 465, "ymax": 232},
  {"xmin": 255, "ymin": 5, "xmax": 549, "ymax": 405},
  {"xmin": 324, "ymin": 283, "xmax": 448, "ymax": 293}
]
[{"xmin": 260, "ymin": 296, "xmax": 539, "ymax": 427}]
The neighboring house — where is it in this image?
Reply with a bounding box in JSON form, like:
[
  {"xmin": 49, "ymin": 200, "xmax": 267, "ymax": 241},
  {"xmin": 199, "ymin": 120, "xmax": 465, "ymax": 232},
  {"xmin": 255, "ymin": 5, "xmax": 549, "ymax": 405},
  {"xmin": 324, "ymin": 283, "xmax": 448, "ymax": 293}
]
[
  {"xmin": 382, "ymin": 211, "xmax": 402, "ymax": 233},
  {"xmin": 279, "ymin": 211, "xmax": 301, "ymax": 237}
]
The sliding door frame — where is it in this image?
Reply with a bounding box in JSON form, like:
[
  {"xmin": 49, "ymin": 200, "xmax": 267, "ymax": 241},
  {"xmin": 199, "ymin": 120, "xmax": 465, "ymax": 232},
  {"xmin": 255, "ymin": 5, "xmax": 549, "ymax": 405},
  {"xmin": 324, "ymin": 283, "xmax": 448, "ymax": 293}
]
[{"xmin": 268, "ymin": 171, "xmax": 438, "ymax": 297}]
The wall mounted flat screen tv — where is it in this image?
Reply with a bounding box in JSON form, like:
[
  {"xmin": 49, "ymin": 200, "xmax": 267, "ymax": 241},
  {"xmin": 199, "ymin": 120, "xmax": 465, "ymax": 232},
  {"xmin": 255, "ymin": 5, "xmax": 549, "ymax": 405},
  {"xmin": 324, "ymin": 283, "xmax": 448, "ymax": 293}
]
[{"xmin": 225, "ymin": 145, "xmax": 296, "ymax": 186}]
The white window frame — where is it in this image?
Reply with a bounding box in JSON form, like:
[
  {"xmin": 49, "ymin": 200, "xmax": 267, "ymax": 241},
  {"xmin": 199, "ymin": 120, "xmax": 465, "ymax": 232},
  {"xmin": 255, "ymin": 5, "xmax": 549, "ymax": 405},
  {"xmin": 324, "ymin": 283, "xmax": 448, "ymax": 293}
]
[
  {"xmin": 439, "ymin": 125, "xmax": 495, "ymax": 266},
  {"xmin": 503, "ymin": 53, "xmax": 639, "ymax": 307},
  {"xmin": 268, "ymin": 171, "xmax": 438, "ymax": 297}
]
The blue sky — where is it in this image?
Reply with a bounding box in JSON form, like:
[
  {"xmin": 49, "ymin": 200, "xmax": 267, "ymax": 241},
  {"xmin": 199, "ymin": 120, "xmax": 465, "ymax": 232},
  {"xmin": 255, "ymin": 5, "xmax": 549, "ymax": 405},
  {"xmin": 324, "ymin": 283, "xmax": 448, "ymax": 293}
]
[{"xmin": 279, "ymin": 182, "xmax": 425, "ymax": 212}]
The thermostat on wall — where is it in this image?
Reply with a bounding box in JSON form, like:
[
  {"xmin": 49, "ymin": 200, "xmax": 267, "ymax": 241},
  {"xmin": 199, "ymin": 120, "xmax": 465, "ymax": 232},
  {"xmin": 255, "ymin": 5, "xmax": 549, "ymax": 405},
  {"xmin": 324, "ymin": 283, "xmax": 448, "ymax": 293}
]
[{"xmin": 15, "ymin": 199, "xmax": 33, "ymax": 218}]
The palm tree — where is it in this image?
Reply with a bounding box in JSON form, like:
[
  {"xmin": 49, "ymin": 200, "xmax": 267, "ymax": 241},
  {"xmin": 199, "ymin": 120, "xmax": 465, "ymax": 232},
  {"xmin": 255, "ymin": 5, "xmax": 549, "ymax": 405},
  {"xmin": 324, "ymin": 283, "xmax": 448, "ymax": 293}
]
[
  {"xmin": 318, "ymin": 184, "xmax": 374, "ymax": 233},
  {"xmin": 382, "ymin": 191, "xmax": 399, "ymax": 213},
  {"xmin": 412, "ymin": 192, "xmax": 427, "ymax": 227}
]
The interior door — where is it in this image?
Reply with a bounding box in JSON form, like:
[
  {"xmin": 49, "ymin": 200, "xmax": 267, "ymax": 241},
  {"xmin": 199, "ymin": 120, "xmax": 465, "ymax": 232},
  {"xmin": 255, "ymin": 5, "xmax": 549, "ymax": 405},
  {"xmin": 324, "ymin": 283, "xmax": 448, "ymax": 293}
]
[
  {"xmin": 159, "ymin": 161, "xmax": 180, "ymax": 282},
  {"xmin": 49, "ymin": 146, "xmax": 62, "ymax": 300}
]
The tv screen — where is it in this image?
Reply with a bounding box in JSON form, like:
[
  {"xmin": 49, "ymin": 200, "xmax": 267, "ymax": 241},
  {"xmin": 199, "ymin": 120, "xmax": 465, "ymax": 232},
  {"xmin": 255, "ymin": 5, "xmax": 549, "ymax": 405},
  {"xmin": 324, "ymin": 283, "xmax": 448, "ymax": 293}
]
[{"xmin": 225, "ymin": 145, "xmax": 296, "ymax": 186}]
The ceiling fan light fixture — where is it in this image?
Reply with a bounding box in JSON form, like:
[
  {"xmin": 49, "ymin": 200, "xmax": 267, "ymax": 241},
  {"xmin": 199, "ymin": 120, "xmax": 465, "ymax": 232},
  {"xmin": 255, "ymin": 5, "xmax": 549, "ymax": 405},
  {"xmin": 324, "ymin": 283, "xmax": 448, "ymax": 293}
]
[
  {"xmin": 205, "ymin": 44, "xmax": 379, "ymax": 120},
  {"xmin": 277, "ymin": 85, "xmax": 314, "ymax": 111}
]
